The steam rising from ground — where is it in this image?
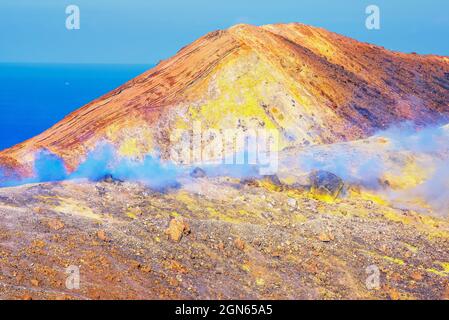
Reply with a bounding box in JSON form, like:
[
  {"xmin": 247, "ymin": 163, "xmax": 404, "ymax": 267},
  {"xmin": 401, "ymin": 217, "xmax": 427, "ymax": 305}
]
[
  {"xmin": 296, "ymin": 122, "xmax": 449, "ymax": 216},
  {"xmin": 0, "ymin": 143, "xmax": 261, "ymax": 190},
  {"xmin": 0, "ymin": 144, "xmax": 182, "ymax": 189},
  {"xmin": 1, "ymin": 123, "xmax": 448, "ymax": 216}
]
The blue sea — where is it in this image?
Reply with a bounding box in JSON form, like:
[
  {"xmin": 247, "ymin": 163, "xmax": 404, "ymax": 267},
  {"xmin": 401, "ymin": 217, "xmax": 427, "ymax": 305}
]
[{"xmin": 0, "ymin": 63, "xmax": 152, "ymax": 150}]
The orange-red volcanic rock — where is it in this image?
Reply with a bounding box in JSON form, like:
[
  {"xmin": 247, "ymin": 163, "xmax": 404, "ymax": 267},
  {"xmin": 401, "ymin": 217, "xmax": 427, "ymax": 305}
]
[{"xmin": 1, "ymin": 23, "xmax": 449, "ymax": 174}]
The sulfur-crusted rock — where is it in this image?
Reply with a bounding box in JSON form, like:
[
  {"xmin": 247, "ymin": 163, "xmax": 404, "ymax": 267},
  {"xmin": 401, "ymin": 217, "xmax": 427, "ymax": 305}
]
[
  {"xmin": 165, "ymin": 217, "xmax": 191, "ymax": 242},
  {"xmin": 190, "ymin": 167, "xmax": 206, "ymax": 178},
  {"xmin": 309, "ymin": 170, "xmax": 344, "ymax": 199}
]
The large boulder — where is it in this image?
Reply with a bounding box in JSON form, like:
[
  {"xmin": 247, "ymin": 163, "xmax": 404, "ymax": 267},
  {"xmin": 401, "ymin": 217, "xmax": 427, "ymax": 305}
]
[
  {"xmin": 190, "ymin": 167, "xmax": 206, "ymax": 178},
  {"xmin": 309, "ymin": 170, "xmax": 344, "ymax": 199}
]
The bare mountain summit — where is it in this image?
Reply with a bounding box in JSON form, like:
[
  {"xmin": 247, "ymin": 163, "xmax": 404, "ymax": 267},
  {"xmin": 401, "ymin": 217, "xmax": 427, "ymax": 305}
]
[{"xmin": 1, "ymin": 23, "xmax": 449, "ymax": 176}]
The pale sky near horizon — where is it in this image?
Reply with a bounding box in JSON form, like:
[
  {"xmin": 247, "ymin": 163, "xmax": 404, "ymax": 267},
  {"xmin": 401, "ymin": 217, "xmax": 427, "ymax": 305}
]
[{"xmin": 0, "ymin": 0, "xmax": 448, "ymax": 64}]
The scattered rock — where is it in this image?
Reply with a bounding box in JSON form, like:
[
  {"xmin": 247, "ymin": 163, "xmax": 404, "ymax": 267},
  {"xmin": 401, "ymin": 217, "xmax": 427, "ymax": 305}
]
[
  {"xmin": 234, "ymin": 238, "xmax": 246, "ymax": 251},
  {"xmin": 215, "ymin": 266, "xmax": 224, "ymax": 274},
  {"xmin": 190, "ymin": 167, "xmax": 206, "ymax": 178},
  {"xmin": 22, "ymin": 294, "xmax": 33, "ymax": 300},
  {"xmin": 168, "ymin": 277, "xmax": 179, "ymax": 287},
  {"xmin": 30, "ymin": 279, "xmax": 39, "ymax": 287},
  {"xmin": 140, "ymin": 265, "xmax": 152, "ymax": 273},
  {"xmin": 96, "ymin": 230, "xmax": 109, "ymax": 242},
  {"xmin": 15, "ymin": 274, "xmax": 24, "ymax": 283},
  {"xmin": 304, "ymin": 261, "xmax": 319, "ymax": 274},
  {"xmin": 410, "ymin": 271, "xmax": 423, "ymax": 281},
  {"xmin": 1, "ymin": 163, "xmax": 448, "ymax": 300},
  {"xmin": 287, "ymin": 198, "xmax": 297, "ymax": 208},
  {"xmin": 386, "ymin": 287, "xmax": 401, "ymax": 300},
  {"xmin": 256, "ymin": 278, "xmax": 265, "ymax": 286},
  {"xmin": 266, "ymin": 175, "xmax": 282, "ymax": 186},
  {"xmin": 165, "ymin": 217, "xmax": 191, "ymax": 242},
  {"xmin": 318, "ymin": 232, "xmax": 334, "ymax": 242},
  {"xmin": 365, "ymin": 200, "xmax": 375, "ymax": 209},
  {"xmin": 101, "ymin": 174, "xmax": 124, "ymax": 183},
  {"xmin": 47, "ymin": 219, "xmax": 64, "ymax": 231},
  {"xmin": 33, "ymin": 239, "xmax": 46, "ymax": 248},
  {"xmin": 131, "ymin": 261, "xmax": 152, "ymax": 273}
]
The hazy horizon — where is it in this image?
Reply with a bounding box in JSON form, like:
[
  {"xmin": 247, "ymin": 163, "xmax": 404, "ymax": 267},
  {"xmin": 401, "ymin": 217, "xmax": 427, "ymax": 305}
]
[
  {"xmin": 0, "ymin": 63, "xmax": 151, "ymax": 149},
  {"xmin": 1, "ymin": 0, "xmax": 448, "ymax": 64}
]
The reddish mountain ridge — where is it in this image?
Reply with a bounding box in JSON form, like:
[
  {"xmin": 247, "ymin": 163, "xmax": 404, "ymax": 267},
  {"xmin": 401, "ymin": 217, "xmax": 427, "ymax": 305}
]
[{"xmin": 1, "ymin": 23, "xmax": 449, "ymax": 176}]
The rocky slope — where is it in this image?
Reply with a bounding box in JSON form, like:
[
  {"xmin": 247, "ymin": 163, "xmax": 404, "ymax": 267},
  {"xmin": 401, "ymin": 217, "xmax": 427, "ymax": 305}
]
[
  {"xmin": 0, "ymin": 23, "xmax": 448, "ymax": 300},
  {"xmin": 0, "ymin": 179, "xmax": 448, "ymax": 300},
  {"xmin": 1, "ymin": 23, "xmax": 449, "ymax": 176}
]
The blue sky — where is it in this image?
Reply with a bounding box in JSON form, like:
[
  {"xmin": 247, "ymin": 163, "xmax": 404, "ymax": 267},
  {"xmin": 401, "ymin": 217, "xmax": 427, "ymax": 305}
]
[{"xmin": 0, "ymin": 0, "xmax": 448, "ymax": 64}]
